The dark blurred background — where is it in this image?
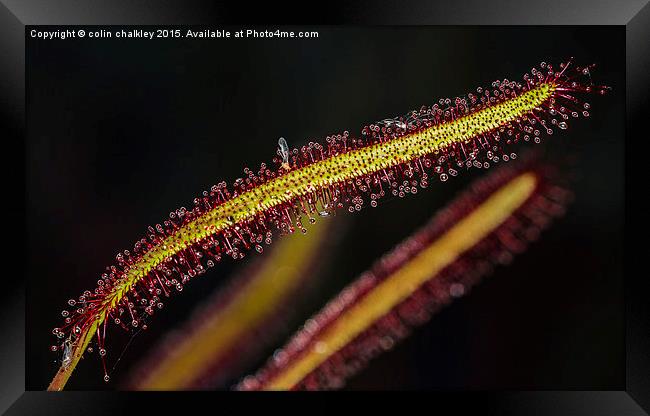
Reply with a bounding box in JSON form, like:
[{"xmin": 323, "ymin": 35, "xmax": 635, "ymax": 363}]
[{"xmin": 26, "ymin": 26, "xmax": 624, "ymax": 390}]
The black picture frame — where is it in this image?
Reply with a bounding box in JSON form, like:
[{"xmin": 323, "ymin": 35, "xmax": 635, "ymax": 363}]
[{"xmin": 2, "ymin": 1, "xmax": 646, "ymax": 414}]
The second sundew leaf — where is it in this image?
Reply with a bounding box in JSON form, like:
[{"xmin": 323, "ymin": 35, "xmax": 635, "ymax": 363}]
[{"xmin": 237, "ymin": 155, "xmax": 574, "ymax": 390}]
